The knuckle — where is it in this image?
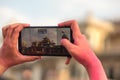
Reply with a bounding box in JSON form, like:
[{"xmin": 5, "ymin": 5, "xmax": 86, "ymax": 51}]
[
  {"xmin": 13, "ymin": 23, "xmax": 24, "ymax": 26},
  {"xmin": 9, "ymin": 25, "xmax": 14, "ymax": 30},
  {"xmin": 10, "ymin": 23, "xmax": 22, "ymax": 28},
  {"xmin": 14, "ymin": 28, "xmax": 19, "ymax": 32},
  {"xmin": 12, "ymin": 23, "xmax": 20, "ymax": 26},
  {"xmin": 72, "ymin": 20, "xmax": 77, "ymax": 24}
]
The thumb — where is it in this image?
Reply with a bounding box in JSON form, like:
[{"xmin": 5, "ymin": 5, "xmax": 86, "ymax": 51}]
[
  {"xmin": 61, "ymin": 39, "xmax": 75, "ymax": 50},
  {"xmin": 22, "ymin": 56, "xmax": 41, "ymax": 62}
]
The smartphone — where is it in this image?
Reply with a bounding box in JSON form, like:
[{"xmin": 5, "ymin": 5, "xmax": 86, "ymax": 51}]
[{"xmin": 18, "ymin": 26, "xmax": 73, "ymax": 57}]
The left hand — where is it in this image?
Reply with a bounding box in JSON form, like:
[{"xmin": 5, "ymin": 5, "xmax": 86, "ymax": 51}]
[{"xmin": 0, "ymin": 23, "xmax": 41, "ymax": 70}]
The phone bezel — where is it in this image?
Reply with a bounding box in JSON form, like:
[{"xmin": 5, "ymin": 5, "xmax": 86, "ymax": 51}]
[{"xmin": 18, "ymin": 26, "xmax": 73, "ymax": 57}]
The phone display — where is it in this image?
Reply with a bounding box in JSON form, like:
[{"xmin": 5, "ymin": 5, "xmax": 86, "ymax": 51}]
[{"xmin": 18, "ymin": 26, "xmax": 72, "ymax": 57}]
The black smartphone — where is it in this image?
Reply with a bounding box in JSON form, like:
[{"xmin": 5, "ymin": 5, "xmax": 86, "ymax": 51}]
[{"xmin": 18, "ymin": 26, "xmax": 73, "ymax": 57}]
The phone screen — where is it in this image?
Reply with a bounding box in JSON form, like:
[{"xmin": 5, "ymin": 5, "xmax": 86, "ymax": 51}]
[{"xmin": 19, "ymin": 26, "xmax": 72, "ymax": 57}]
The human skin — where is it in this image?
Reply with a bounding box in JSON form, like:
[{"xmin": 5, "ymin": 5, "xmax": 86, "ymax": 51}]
[
  {"xmin": 0, "ymin": 23, "xmax": 41, "ymax": 75},
  {"xmin": 0, "ymin": 21, "xmax": 108, "ymax": 80},
  {"xmin": 59, "ymin": 20, "xmax": 108, "ymax": 80}
]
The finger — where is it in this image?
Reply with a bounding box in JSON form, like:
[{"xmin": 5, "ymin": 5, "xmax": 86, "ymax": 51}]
[
  {"xmin": 21, "ymin": 56, "xmax": 41, "ymax": 62},
  {"xmin": 59, "ymin": 20, "xmax": 81, "ymax": 35},
  {"xmin": 58, "ymin": 20, "xmax": 74, "ymax": 27},
  {"xmin": 61, "ymin": 39, "xmax": 75, "ymax": 52},
  {"xmin": 5, "ymin": 23, "xmax": 23, "ymax": 38},
  {"xmin": 6, "ymin": 25, "xmax": 15, "ymax": 38},
  {"xmin": 2, "ymin": 25, "xmax": 9, "ymax": 38},
  {"xmin": 58, "ymin": 20, "xmax": 82, "ymax": 44},
  {"xmin": 11, "ymin": 24, "xmax": 29, "ymax": 44},
  {"xmin": 65, "ymin": 57, "xmax": 71, "ymax": 65},
  {"xmin": 58, "ymin": 20, "xmax": 80, "ymax": 32}
]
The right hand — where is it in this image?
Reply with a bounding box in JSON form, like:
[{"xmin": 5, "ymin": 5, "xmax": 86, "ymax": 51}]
[{"xmin": 58, "ymin": 20, "xmax": 98, "ymax": 67}]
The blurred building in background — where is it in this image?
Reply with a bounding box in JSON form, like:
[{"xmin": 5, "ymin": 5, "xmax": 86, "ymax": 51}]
[
  {"xmin": 1, "ymin": 15, "xmax": 120, "ymax": 80},
  {"xmin": 84, "ymin": 15, "xmax": 120, "ymax": 80},
  {"xmin": 85, "ymin": 15, "xmax": 114, "ymax": 53}
]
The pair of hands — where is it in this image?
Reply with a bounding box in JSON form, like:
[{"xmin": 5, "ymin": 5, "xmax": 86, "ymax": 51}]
[
  {"xmin": 0, "ymin": 20, "xmax": 108, "ymax": 80},
  {"xmin": 0, "ymin": 20, "xmax": 96, "ymax": 74}
]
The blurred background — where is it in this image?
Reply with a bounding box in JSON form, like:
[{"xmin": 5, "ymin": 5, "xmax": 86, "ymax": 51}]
[{"xmin": 0, "ymin": 0, "xmax": 120, "ymax": 80}]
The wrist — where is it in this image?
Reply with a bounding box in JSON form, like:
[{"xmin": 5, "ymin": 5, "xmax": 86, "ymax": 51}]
[
  {"xmin": 84, "ymin": 54, "xmax": 101, "ymax": 69},
  {"xmin": 83, "ymin": 53, "xmax": 108, "ymax": 80},
  {"xmin": 79, "ymin": 50, "xmax": 100, "ymax": 69},
  {"xmin": 0, "ymin": 49, "xmax": 9, "ymax": 76}
]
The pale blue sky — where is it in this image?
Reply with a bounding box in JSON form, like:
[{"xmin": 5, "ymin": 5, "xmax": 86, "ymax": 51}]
[
  {"xmin": 0, "ymin": 0, "xmax": 120, "ymax": 46},
  {"xmin": 0, "ymin": 0, "xmax": 120, "ymax": 26}
]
